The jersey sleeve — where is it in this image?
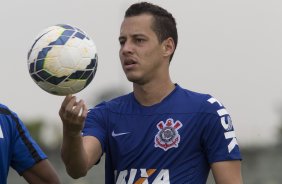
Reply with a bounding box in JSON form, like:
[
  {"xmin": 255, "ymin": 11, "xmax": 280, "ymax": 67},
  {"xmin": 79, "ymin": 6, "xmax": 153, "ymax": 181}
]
[
  {"xmin": 10, "ymin": 111, "xmax": 47, "ymax": 174},
  {"xmin": 82, "ymin": 102, "xmax": 108, "ymax": 153},
  {"xmin": 201, "ymin": 95, "xmax": 242, "ymax": 164}
]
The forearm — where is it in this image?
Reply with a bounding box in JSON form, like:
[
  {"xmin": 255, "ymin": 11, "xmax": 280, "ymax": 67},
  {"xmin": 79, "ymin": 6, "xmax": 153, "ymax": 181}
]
[
  {"xmin": 59, "ymin": 95, "xmax": 101, "ymax": 178},
  {"xmin": 212, "ymin": 160, "xmax": 243, "ymax": 184},
  {"xmin": 61, "ymin": 130, "xmax": 89, "ymax": 179},
  {"xmin": 22, "ymin": 160, "xmax": 60, "ymax": 184}
]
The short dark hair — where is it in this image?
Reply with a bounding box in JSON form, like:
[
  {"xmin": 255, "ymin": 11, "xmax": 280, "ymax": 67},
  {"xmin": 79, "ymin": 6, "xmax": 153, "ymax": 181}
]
[{"xmin": 125, "ymin": 2, "xmax": 178, "ymax": 62}]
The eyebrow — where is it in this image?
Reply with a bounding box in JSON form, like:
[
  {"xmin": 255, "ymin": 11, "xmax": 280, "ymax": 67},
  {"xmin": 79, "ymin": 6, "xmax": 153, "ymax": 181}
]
[{"xmin": 119, "ymin": 33, "xmax": 147, "ymax": 40}]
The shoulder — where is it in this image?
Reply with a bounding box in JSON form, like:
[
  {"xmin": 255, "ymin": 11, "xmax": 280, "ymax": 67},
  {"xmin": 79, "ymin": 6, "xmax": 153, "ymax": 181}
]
[
  {"xmin": 172, "ymin": 85, "xmax": 210, "ymax": 113},
  {"xmin": 0, "ymin": 103, "xmax": 7, "ymax": 109},
  {"xmin": 0, "ymin": 103, "xmax": 29, "ymax": 136},
  {"xmin": 0, "ymin": 103, "xmax": 11, "ymax": 115},
  {"xmin": 176, "ymin": 85, "xmax": 228, "ymax": 116},
  {"xmin": 176, "ymin": 87, "xmax": 209, "ymax": 104},
  {"xmin": 0, "ymin": 103, "xmax": 21, "ymax": 118},
  {"xmin": 200, "ymin": 95, "xmax": 229, "ymax": 117}
]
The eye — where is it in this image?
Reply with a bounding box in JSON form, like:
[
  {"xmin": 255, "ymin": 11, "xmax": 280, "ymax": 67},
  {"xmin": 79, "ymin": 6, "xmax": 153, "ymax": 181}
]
[
  {"xmin": 119, "ymin": 40, "xmax": 125, "ymax": 46},
  {"xmin": 135, "ymin": 38, "xmax": 144, "ymax": 44},
  {"xmin": 119, "ymin": 37, "xmax": 126, "ymax": 46}
]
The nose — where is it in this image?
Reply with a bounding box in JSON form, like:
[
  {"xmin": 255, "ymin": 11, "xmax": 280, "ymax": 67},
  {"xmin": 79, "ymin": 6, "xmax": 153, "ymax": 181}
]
[{"xmin": 120, "ymin": 40, "xmax": 134, "ymax": 56}]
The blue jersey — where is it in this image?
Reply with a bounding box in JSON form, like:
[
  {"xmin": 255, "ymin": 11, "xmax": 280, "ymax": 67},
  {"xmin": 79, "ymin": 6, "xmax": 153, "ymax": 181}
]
[
  {"xmin": 0, "ymin": 104, "xmax": 47, "ymax": 184},
  {"xmin": 83, "ymin": 84, "xmax": 241, "ymax": 184}
]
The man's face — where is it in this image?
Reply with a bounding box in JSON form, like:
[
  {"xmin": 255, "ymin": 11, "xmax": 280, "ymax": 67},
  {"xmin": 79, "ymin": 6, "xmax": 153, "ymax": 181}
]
[{"xmin": 119, "ymin": 14, "xmax": 166, "ymax": 84}]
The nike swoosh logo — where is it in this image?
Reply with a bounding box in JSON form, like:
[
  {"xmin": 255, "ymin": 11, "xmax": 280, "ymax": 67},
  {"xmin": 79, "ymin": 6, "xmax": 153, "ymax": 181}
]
[{"xmin": 112, "ymin": 130, "xmax": 130, "ymax": 137}]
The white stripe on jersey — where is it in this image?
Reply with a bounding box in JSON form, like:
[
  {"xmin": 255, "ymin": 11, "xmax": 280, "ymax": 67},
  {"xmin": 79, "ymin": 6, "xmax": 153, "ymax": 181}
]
[
  {"xmin": 217, "ymin": 109, "xmax": 229, "ymax": 116},
  {"xmin": 0, "ymin": 125, "xmax": 3, "ymax": 138}
]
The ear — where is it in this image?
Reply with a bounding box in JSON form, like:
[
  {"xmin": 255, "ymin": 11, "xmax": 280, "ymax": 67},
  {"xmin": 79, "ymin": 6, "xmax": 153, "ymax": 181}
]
[{"xmin": 161, "ymin": 37, "xmax": 175, "ymax": 58}]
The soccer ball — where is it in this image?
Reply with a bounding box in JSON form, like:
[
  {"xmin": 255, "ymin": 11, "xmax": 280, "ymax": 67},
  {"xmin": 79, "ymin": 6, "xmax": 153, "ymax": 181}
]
[{"xmin": 27, "ymin": 24, "xmax": 98, "ymax": 96}]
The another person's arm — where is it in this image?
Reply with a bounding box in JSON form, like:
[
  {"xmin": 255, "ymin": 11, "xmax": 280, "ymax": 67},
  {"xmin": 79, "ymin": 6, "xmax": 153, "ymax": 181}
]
[
  {"xmin": 59, "ymin": 95, "xmax": 102, "ymax": 178},
  {"xmin": 2, "ymin": 104, "xmax": 61, "ymax": 184},
  {"xmin": 22, "ymin": 159, "xmax": 60, "ymax": 184},
  {"xmin": 211, "ymin": 160, "xmax": 243, "ymax": 184}
]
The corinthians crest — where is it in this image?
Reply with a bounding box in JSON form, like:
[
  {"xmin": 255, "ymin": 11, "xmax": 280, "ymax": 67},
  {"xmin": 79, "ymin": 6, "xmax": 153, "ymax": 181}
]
[{"xmin": 154, "ymin": 118, "xmax": 183, "ymax": 151}]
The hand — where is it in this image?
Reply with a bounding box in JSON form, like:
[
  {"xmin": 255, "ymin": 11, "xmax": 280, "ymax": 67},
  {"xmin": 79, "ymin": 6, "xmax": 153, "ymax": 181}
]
[{"xmin": 59, "ymin": 95, "xmax": 88, "ymax": 136}]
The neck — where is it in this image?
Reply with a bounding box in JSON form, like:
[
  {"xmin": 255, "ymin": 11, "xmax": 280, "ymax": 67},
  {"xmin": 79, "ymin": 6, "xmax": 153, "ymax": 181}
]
[{"xmin": 133, "ymin": 79, "xmax": 175, "ymax": 106}]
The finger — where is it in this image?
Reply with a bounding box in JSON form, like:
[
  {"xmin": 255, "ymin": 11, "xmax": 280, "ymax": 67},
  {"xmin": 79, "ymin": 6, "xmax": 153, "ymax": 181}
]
[
  {"xmin": 78, "ymin": 103, "xmax": 88, "ymax": 123},
  {"xmin": 72, "ymin": 99, "xmax": 85, "ymax": 116},
  {"xmin": 65, "ymin": 96, "xmax": 77, "ymax": 114},
  {"xmin": 59, "ymin": 95, "xmax": 72, "ymax": 117},
  {"xmin": 81, "ymin": 103, "xmax": 88, "ymax": 119},
  {"xmin": 61, "ymin": 95, "xmax": 73, "ymax": 110}
]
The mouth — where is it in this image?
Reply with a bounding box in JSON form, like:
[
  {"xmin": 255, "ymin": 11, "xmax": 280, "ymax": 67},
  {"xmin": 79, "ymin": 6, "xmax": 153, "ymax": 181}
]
[{"xmin": 123, "ymin": 59, "xmax": 138, "ymax": 70}]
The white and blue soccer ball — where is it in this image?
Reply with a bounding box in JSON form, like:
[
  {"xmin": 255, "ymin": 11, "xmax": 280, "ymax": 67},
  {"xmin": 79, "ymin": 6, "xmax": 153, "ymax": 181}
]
[{"xmin": 27, "ymin": 24, "xmax": 98, "ymax": 96}]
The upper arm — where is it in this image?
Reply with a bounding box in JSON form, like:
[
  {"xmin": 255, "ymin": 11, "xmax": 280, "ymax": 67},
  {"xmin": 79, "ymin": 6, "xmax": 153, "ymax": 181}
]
[
  {"xmin": 202, "ymin": 96, "xmax": 243, "ymax": 183},
  {"xmin": 202, "ymin": 96, "xmax": 242, "ymax": 163},
  {"xmin": 83, "ymin": 136, "xmax": 103, "ymax": 170},
  {"xmin": 211, "ymin": 160, "xmax": 243, "ymax": 184},
  {"xmin": 22, "ymin": 159, "xmax": 60, "ymax": 184}
]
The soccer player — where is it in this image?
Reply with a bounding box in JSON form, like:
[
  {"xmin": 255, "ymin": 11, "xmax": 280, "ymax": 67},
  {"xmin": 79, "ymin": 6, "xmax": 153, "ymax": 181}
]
[
  {"xmin": 59, "ymin": 2, "xmax": 243, "ymax": 183},
  {"xmin": 0, "ymin": 103, "xmax": 60, "ymax": 184}
]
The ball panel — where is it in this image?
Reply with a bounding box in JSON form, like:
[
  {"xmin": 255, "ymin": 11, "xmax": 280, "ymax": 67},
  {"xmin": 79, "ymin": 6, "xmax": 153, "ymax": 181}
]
[
  {"xmin": 56, "ymin": 24, "xmax": 76, "ymax": 30},
  {"xmin": 74, "ymin": 32, "xmax": 86, "ymax": 40},
  {"xmin": 35, "ymin": 59, "xmax": 44, "ymax": 72},
  {"xmin": 68, "ymin": 70, "xmax": 85, "ymax": 80},
  {"xmin": 37, "ymin": 70, "xmax": 52, "ymax": 80},
  {"xmin": 86, "ymin": 56, "xmax": 98, "ymax": 69},
  {"xmin": 85, "ymin": 72, "xmax": 95, "ymax": 87},
  {"xmin": 43, "ymin": 57, "xmax": 62, "ymax": 76},
  {"xmin": 61, "ymin": 30, "xmax": 75, "ymax": 37},
  {"xmin": 46, "ymin": 75, "xmax": 67, "ymax": 85},
  {"xmin": 29, "ymin": 62, "xmax": 35, "ymax": 74},
  {"xmin": 31, "ymin": 73, "xmax": 43, "ymax": 83},
  {"xmin": 49, "ymin": 35, "xmax": 71, "ymax": 46}
]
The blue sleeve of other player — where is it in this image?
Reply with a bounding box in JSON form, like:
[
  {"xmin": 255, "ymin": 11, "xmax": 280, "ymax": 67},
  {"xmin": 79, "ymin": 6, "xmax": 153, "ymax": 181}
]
[
  {"xmin": 83, "ymin": 102, "xmax": 107, "ymax": 153},
  {"xmin": 9, "ymin": 112, "xmax": 47, "ymax": 174},
  {"xmin": 201, "ymin": 97, "xmax": 242, "ymax": 164}
]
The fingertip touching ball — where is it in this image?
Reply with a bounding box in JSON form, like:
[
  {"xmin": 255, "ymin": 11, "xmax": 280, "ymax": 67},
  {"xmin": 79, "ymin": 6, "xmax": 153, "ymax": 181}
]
[{"xmin": 27, "ymin": 24, "xmax": 98, "ymax": 96}]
